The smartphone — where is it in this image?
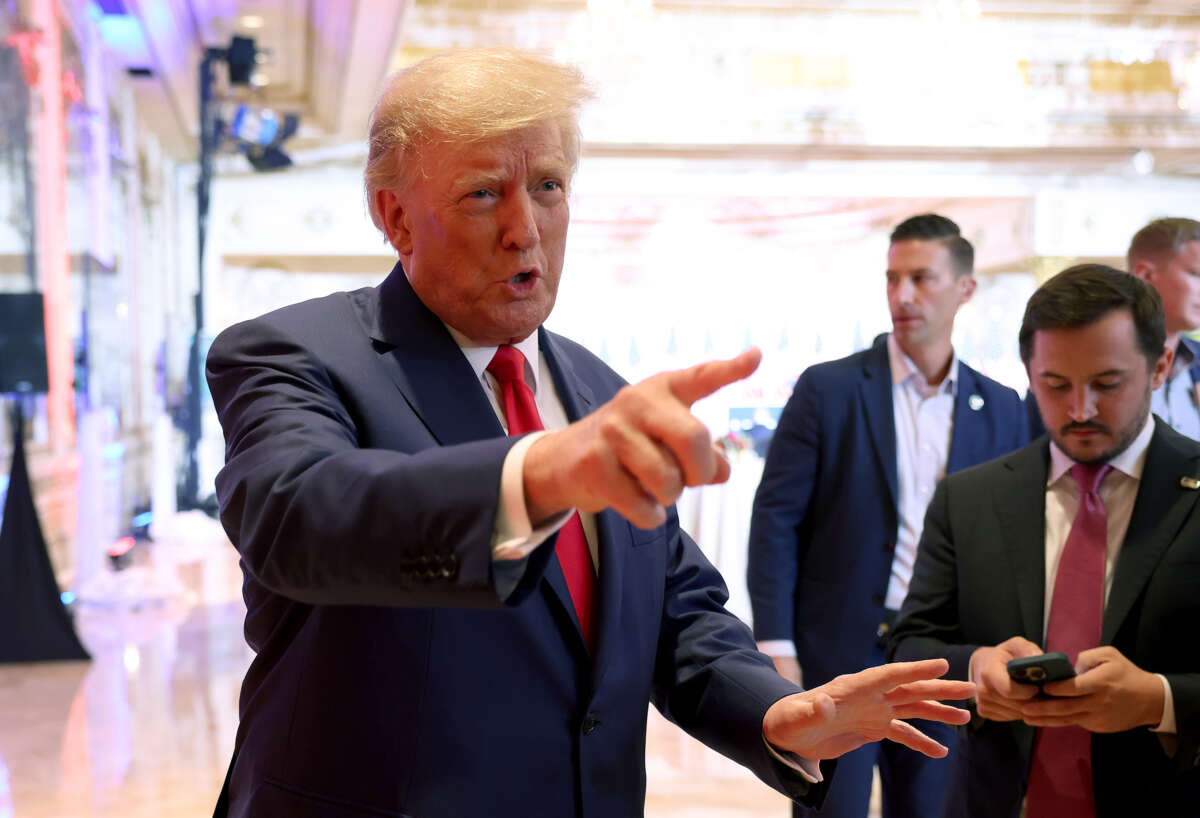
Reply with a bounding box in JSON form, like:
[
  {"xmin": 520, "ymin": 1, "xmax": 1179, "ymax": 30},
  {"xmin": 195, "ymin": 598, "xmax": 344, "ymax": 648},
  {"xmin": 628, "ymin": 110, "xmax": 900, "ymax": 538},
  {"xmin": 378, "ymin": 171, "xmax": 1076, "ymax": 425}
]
[{"xmin": 1006, "ymin": 652, "xmax": 1076, "ymax": 686}]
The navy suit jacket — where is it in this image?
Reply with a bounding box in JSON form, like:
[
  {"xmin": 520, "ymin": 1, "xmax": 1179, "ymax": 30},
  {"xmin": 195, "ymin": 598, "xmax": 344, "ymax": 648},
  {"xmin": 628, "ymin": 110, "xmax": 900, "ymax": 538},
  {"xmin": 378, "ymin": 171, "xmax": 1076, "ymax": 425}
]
[
  {"xmin": 889, "ymin": 421, "xmax": 1200, "ymax": 817},
  {"xmin": 747, "ymin": 334, "xmax": 1028, "ymax": 688},
  {"xmin": 205, "ymin": 264, "xmax": 823, "ymax": 818}
]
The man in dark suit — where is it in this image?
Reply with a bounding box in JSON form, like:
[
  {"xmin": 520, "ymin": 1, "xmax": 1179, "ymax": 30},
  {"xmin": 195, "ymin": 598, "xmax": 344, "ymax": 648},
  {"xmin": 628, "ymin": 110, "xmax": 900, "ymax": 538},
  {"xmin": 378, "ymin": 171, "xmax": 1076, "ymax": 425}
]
[
  {"xmin": 747, "ymin": 214, "xmax": 1028, "ymax": 818},
  {"xmin": 890, "ymin": 264, "xmax": 1200, "ymax": 817},
  {"xmin": 205, "ymin": 48, "xmax": 972, "ymax": 817}
]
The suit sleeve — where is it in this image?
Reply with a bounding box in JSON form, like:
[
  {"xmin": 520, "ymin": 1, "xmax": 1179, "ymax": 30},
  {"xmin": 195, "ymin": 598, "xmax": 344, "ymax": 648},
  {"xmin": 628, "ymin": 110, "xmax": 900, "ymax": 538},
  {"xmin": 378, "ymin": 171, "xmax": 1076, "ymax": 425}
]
[
  {"xmin": 1164, "ymin": 675, "xmax": 1200, "ymax": 770},
  {"xmin": 886, "ymin": 479, "xmax": 979, "ymax": 682},
  {"xmin": 205, "ymin": 317, "xmax": 548, "ymax": 608},
  {"xmin": 651, "ymin": 505, "xmax": 831, "ymax": 808},
  {"xmin": 746, "ymin": 370, "xmax": 823, "ymax": 643}
]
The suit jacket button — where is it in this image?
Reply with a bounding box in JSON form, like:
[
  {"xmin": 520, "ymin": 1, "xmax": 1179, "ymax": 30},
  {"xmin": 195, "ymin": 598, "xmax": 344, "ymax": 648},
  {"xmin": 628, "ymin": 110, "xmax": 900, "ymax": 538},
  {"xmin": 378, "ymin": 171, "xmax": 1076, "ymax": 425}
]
[
  {"xmin": 871, "ymin": 593, "xmax": 884, "ymax": 606},
  {"xmin": 883, "ymin": 542, "xmax": 895, "ymax": 553},
  {"xmin": 582, "ymin": 712, "xmax": 601, "ymax": 735}
]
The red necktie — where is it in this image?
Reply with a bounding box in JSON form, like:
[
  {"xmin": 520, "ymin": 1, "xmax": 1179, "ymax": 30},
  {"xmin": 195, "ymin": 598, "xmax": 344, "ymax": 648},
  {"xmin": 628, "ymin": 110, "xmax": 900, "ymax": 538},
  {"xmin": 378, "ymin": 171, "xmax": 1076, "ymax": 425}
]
[
  {"xmin": 487, "ymin": 345, "xmax": 597, "ymax": 653},
  {"xmin": 1025, "ymin": 462, "xmax": 1111, "ymax": 818}
]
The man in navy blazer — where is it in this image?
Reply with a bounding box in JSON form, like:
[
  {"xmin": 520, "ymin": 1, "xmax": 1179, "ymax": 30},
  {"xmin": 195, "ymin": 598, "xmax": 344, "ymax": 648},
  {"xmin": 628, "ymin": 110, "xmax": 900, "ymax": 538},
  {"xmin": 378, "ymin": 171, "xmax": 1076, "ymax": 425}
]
[
  {"xmin": 748, "ymin": 215, "xmax": 1027, "ymax": 818},
  {"xmin": 206, "ymin": 49, "xmax": 972, "ymax": 817}
]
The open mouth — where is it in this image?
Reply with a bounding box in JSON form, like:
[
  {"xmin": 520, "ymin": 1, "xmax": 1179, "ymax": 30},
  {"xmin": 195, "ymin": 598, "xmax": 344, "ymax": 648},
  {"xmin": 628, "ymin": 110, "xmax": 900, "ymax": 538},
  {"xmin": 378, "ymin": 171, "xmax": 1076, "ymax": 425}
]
[{"xmin": 511, "ymin": 272, "xmax": 533, "ymax": 284}]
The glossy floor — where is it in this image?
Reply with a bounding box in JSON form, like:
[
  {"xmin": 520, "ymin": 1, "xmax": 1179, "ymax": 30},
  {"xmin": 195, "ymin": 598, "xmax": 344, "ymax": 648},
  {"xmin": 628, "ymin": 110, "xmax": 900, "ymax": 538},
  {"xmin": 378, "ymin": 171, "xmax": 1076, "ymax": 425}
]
[{"xmin": 0, "ymin": 524, "xmax": 829, "ymax": 817}]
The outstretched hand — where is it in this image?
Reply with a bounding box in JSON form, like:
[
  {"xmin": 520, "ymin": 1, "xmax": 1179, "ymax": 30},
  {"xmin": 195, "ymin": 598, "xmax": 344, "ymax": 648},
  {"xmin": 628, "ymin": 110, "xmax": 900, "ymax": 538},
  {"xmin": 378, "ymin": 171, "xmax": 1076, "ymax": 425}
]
[
  {"xmin": 524, "ymin": 348, "xmax": 762, "ymax": 528},
  {"xmin": 762, "ymin": 659, "xmax": 974, "ymax": 761}
]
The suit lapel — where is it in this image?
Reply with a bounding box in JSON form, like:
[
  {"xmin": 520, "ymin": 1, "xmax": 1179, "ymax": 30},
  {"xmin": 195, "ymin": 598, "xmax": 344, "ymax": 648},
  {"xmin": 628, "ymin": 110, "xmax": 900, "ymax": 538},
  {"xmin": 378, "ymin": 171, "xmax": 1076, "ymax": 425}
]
[
  {"xmin": 995, "ymin": 442, "xmax": 1051, "ymax": 642},
  {"xmin": 589, "ymin": 510, "xmax": 628, "ymax": 687},
  {"xmin": 859, "ymin": 336, "xmax": 899, "ymax": 513},
  {"xmin": 357, "ymin": 263, "xmax": 504, "ymax": 445},
  {"xmin": 1102, "ymin": 422, "xmax": 1200, "ymax": 643},
  {"xmin": 537, "ymin": 329, "xmax": 600, "ymax": 660},
  {"xmin": 947, "ymin": 363, "xmax": 980, "ymax": 475}
]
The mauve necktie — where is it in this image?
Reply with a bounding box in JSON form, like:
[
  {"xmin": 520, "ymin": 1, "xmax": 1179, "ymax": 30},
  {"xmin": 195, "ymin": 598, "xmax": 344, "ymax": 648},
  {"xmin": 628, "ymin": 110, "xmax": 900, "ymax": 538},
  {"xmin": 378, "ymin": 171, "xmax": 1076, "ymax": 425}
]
[
  {"xmin": 487, "ymin": 344, "xmax": 597, "ymax": 653},
  {"xmin": 1025, "ymin": 461, "xmax": 1111, "ymax": 818}
]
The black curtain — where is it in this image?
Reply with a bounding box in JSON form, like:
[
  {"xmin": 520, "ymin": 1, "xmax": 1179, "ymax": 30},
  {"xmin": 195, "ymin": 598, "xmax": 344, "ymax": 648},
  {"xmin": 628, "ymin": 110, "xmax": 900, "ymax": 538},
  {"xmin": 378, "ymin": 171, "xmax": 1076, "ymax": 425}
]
[{"xmin": 0, "ymin": 402, "xmax": 90, "ymax": 663}]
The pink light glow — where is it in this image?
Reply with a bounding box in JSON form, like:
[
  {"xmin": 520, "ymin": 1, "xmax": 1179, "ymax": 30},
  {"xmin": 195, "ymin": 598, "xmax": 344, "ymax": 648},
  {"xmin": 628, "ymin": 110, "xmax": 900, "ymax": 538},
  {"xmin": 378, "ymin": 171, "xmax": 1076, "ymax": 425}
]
[{"xmin": 32, "ymin": 0, "xmax": 76, "ymax": 450}]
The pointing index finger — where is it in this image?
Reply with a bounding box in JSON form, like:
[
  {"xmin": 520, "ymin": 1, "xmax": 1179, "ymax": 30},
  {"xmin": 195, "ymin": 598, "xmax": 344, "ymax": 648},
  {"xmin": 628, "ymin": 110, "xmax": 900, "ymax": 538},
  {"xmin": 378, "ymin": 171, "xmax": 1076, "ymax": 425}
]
[{"xmin": 666, "ymin": 348, "xmax": 763, "ymax": 407}]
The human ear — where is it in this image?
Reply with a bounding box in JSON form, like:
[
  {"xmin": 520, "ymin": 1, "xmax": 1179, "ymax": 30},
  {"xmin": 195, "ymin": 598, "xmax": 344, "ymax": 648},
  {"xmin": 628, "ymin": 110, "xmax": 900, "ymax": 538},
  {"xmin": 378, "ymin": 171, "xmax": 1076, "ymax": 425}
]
[
  {"xmin": 1150, "ymin": 344, "xmax": 1174, "ymax": 391},
  {"xmin": 959, "ymin": 274, "xmax": 977, "ymax": 304},
  {"xmin": 376, "ymin": 189, "xmax": 413, "ymax": 256}
]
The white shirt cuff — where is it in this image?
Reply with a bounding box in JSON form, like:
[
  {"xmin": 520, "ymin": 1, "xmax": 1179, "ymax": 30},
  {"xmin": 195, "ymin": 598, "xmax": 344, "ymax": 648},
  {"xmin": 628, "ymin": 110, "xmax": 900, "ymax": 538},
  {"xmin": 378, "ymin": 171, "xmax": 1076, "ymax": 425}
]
[
  {"xmin": 763, "ymin": 738, "xmax": 823, "ymax": 784},
  {"xmin": 1151, "ymin": 674, "xmax": 1177, "ymax": 734},
  {"xmin": 492, "ymin": 431, "xmax": 572, "ymax": 560},
  {"xmin": 757, "ymin": 640, "xmax": 797, "ymax": 658}
]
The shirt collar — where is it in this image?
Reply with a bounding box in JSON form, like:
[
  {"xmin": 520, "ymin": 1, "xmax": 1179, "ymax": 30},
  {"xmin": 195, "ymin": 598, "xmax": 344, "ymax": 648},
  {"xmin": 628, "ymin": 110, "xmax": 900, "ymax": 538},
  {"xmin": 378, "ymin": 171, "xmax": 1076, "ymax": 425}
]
[
  {"xmin": 443, "ymin": 324, "xmax": 543, "ymax": 395},
  {"xmin": 887, "ymin": 333, "xmax": 958, "ymax": 397},
  {"xmin": 1171, "ymin": 337, "xmax": 1197, "ymax": 379},
  {"xmin": 1047, "ymin": 414, "xmax": 1156, "ymax": 487}
]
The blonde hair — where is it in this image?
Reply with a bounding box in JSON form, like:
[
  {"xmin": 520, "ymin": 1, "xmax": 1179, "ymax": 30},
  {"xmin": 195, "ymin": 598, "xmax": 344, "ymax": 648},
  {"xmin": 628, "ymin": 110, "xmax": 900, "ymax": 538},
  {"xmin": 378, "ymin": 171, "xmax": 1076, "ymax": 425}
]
[{"xmin": 364, "ymin": 47, "xmax": 593, "ymax": 232}]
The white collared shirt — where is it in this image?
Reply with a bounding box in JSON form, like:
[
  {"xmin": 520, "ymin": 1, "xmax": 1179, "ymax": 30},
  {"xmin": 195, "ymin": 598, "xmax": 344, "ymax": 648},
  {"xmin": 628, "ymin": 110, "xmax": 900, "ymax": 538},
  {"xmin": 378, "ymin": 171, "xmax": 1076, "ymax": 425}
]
[
  {"xmin": 442, "ymin": 325, "xmax": 597, "ymax": 567},
  {"xmin": 1044, "ymin": 417, "xmax": 1175, "ymax": 734},
  {"xmin": 1150, "ymin": 341, "xmax": 1200, "ymax": 441},
  {"xmin": 887, "ymin": 334, "xmax": 958, "ymax": 611}
]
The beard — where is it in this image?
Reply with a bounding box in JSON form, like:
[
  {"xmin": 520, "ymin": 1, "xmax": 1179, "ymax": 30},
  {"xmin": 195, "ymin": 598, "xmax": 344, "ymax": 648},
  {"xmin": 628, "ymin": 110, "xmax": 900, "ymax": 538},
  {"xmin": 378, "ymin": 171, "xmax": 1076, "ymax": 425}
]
[{"xmin": 1053, "ymin": 387, "xmax": 1152, "ymax": 465}]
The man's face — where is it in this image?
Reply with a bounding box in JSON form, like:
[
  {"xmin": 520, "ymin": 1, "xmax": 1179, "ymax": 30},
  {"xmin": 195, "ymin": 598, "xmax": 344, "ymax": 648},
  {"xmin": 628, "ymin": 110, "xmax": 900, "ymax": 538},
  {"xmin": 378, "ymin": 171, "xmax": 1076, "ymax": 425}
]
[
  {"xmin": 886, "ymin": 240, "xmax": 975, "ymax": 351},
  {"xmin": 1137, "ymin": 240, "xmax": 1200, "ymax": 336},
  {"xmin": 379, "ymin": 122, "xmax": 571, "ymax": 345},
  {"xmin": 1028, "ymin": 309, "xmax": 1170, "ymax": 464}
]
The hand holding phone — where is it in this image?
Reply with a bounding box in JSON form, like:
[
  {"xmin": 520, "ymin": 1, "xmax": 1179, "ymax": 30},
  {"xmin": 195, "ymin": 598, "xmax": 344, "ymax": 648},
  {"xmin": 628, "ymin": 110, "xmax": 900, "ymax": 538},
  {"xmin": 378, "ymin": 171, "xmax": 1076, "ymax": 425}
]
[{"xmin": 1006, "ymin": 652, "xmax": 1075, "ymax": 689}]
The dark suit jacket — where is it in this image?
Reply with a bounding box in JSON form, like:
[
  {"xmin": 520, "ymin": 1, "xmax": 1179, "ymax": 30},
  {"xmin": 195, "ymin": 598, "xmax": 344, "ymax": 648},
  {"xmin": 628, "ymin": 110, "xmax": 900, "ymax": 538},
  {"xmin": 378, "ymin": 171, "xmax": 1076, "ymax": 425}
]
[
  {"xmin": 747, "ymin": 334, "xmax": 1028, "ymax": 688},
  {"xmin": 205, "ymin": 264, "xmax": 822, "ymax": 818},
  {"xmin": 889, "ymin": 420, "xmax": 1200, "ymax": 818}
]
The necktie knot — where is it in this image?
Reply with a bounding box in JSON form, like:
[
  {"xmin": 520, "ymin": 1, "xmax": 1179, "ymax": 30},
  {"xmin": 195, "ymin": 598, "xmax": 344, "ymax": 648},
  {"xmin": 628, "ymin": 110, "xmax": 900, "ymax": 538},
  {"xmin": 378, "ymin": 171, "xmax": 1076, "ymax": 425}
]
[
  {"xmin": 487, "ymin": 345, "xmax": 527, "ymax": 386},
  {"xmin": 1069, "ymin": 462, "xmax": 1111, "ymax": 496}
]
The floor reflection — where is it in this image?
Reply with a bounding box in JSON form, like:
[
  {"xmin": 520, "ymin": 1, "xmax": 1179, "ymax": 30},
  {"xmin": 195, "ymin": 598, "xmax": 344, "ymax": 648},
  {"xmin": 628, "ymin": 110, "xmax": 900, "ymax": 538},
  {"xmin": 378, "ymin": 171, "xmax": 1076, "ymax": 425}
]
[
  {"xmin": 0, "ymin": 523, "xmax": 799, "ymax": 817},
  {"xmin": 0, "ymin": 531, "xmax": 251, "ymax": 818}
]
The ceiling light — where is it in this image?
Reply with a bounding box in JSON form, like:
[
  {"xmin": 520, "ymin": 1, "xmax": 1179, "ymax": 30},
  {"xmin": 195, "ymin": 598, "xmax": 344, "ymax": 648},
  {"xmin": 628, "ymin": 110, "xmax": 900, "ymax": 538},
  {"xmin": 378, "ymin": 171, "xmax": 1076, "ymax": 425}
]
[{"xmin": 240, "ymin": 14, "xmax": 265, "ymax": 30}]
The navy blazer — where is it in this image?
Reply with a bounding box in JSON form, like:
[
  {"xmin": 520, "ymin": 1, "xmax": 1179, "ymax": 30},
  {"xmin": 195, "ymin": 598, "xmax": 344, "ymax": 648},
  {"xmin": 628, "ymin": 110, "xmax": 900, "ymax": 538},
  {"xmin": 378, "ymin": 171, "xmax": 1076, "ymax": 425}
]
[
  {"xmin": 747, "ymin": 334, "xmax": 1028, "ymax": 689},
  {"xmin": 205, "ymin": 264, "xmax": 823, "ymax": 818},
  {"xmin": 889, "ymin": 421, "xmax": 1200, "ymax": 817}
]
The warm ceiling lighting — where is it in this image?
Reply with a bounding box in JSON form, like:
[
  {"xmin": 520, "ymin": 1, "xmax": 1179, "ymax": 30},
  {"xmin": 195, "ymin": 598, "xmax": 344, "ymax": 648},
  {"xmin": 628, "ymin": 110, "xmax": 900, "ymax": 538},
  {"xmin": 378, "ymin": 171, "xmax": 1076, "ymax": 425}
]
[{"xmin": 240, "ymin": 14, "xmax": 265, "ymax": 29}]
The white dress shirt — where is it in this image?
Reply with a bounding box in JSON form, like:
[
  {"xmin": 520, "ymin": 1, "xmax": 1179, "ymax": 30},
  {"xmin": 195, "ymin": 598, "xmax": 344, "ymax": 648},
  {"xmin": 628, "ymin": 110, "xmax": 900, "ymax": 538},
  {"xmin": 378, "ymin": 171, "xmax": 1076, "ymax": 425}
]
[
  {"xmin": 443, "ymin": 326, "xmax": 596, "ymax": 567},
  {"xmin": 1150, "ymin": 341, "xmax": 1200, "ymax": 441},
  {"xmin": 886, "ymin": 334, "xmax": 958, "ymax": 611},
  {"xmin": 1044, "ymin": 416, "xmax": 1176, "ymax": 734}
]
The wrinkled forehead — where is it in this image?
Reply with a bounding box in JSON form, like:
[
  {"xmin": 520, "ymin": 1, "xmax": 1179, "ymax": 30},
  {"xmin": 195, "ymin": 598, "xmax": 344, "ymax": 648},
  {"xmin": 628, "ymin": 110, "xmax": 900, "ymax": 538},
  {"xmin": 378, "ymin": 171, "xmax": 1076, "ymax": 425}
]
[{"xmin": 409, "ymin": 121, "xmax": 574, "ymax": 184}]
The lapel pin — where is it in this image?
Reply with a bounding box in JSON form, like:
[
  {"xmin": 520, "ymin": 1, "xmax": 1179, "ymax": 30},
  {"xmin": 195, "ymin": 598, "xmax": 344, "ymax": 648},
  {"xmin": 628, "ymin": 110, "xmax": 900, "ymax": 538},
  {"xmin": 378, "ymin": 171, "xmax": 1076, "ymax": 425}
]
[
  {"xmin": 1181, "ymin": 476, "xmax": 1200, "ymax": 490},
  {"xmin": 968, "ymin": 394, "xmax": 985, "ymax": 411}
]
